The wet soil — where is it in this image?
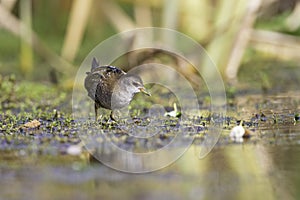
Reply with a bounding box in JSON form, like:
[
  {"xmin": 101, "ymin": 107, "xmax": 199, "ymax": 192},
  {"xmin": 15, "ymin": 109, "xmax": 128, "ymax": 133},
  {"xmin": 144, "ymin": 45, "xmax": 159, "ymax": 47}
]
[{"xmin": 1, "ymin": 61, "xmax": 300, "ymax": 199}]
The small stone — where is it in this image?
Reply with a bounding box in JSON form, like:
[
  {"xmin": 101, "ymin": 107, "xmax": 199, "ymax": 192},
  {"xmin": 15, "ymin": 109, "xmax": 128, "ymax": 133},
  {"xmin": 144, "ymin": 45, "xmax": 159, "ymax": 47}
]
[{"xmin": 230, "ymin": 125, "xmax": 245, "ymax": 141}]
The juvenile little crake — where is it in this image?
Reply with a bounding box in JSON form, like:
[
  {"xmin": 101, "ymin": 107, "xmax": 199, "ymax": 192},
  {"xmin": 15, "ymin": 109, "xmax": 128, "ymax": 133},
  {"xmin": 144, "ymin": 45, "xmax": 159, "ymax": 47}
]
[{"xmin": 84, "ymin": 58, "xmax": 150, "ymax": 120}]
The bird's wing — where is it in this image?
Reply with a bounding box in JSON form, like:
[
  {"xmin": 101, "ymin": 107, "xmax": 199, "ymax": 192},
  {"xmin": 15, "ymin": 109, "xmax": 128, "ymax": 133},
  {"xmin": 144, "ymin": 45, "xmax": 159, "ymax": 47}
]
[
  {"xmin": 84, "ymin": 66, "xmax": 125, "ymax": 100},
  {"xmin": 84, "ymin": 71, "xmax": 102, "ymax": 100}
]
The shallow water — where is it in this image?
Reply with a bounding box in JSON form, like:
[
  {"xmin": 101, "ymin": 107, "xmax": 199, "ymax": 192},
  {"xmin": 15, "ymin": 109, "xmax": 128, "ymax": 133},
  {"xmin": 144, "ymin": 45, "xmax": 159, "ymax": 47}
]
[{"xmin": 1, "ymin": 144, "xmax": 300, "ymax": 200}]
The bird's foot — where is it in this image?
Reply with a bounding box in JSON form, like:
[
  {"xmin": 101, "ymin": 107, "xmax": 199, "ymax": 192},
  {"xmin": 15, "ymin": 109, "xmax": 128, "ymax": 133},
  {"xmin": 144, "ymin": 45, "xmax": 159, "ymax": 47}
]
[
  {"xmin": 109, "ymin": 111, "xmax": 118, "ymax": 122},
  {"xmin": 95, "ymin": 114, "xmax": 103, "ymax": 122},
  {"xmin": 107, "ymin": 116, "xmax": 118, "ymax": 124}
]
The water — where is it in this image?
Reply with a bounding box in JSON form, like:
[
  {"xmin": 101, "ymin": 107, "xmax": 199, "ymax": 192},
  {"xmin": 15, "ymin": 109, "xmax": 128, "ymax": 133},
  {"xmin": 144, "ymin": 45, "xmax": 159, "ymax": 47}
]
[
  {"xmin": 1, "ymin": 94, "xmax": 300, "ymax": 199},
  {"xmin": 0, "ymin": 144, "xmax": 299, "ymax": 200}
]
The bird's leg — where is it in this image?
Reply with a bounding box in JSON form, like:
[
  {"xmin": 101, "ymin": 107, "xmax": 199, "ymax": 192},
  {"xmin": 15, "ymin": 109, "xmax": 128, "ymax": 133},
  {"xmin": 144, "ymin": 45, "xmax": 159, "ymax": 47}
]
[
  {"xmin": 94, "ymin": 102, "xmax": 99, "ymax": 121},
  {"xmin": 110, "ymin": 110, "xmax": 116, "ymax": 122}
]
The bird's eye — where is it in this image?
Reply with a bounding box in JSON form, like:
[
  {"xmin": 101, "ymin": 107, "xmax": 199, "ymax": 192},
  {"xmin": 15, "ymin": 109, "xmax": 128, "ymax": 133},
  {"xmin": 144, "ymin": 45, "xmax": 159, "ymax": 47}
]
[{"xmin": 132, "ymin": 82, "xmax": 140, "ymax": 87}]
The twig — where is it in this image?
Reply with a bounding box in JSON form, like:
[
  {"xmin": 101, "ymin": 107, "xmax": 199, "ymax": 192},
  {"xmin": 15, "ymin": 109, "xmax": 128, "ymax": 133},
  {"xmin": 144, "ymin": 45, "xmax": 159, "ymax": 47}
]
[
  {"xmin": 249, "ymin": 29, "xmax": 300, "ymax": 61},
  {"xmin": 134, "ymin": 2, "xmax": 152, "ymax": 27},
  {"xmin": 101, "ymin": 0, "xmax": 135, "ymax": 32},
  {"xmin": 0, "ymin": 3, "xmax": 74, "ymax": 74},
  {"xmin": 225, "ymin": 0, "xmax": 262, "ymax": 80},
  {"xmin": 0, "ymin": 0, "xmax": 16, "ymax": 28},
  {"xmin": 61, "ymin": 0, "xmax": 93, "ymax": 62}
]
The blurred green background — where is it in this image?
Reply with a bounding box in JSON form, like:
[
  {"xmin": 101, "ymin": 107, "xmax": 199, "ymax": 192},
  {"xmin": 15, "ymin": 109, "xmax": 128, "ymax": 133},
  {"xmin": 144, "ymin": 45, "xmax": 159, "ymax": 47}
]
[{"xmin": 1, "ymin": 0, "xmax": 300, "ymax": 88}]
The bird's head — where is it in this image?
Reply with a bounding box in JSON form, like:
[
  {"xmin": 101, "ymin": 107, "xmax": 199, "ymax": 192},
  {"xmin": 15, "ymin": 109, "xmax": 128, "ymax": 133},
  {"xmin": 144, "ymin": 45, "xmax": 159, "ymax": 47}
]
[{"xmin": 120, "ymin": 74, "xmax": 151, "ymax": 96}]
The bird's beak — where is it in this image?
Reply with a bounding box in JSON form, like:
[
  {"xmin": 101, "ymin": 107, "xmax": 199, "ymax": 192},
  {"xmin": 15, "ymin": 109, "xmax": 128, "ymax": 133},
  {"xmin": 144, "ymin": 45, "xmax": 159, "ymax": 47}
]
[{"xmin": 139, "ymin": 87, "xmax": 151, "ymax": 96}]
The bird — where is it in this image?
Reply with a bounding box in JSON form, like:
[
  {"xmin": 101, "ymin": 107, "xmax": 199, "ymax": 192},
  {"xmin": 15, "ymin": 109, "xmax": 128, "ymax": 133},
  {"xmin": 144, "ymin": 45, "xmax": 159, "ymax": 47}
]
[{"xmin": 84, "ymin": 57, "xmax": 150, "ymax": 121}]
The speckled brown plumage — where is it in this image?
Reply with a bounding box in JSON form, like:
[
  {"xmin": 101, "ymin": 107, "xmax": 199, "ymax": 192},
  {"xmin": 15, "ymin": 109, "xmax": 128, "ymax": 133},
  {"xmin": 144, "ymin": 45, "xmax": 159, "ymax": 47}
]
[{"xmin": 84, "ymin": 57, "xmax": 150, "ymax": 120}]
